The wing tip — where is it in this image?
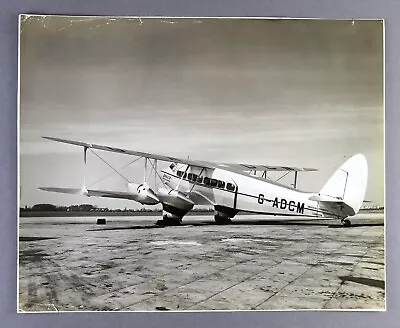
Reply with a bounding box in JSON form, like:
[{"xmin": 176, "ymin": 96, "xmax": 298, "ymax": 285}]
[
  {"xmin": 304, "ymin": 168, "xmax": 318, "ymax": 172},
  {"xmin": 42, "ymin": 136, "xmax": 63, "ymax": 143}
]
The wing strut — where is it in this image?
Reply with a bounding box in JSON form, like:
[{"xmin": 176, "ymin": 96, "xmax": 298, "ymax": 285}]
[
  {"xmin": 144, "ymin": 158, "xmax": 148, "ymax": 184},
  {"xmin": 188, "ymin": 167, "xmax": 205, "ymax": 195},
  {"xmin": 175, "ymin": 165, "xmax": 189, "ymax": 191},
  {"xmin": 82, "ymin": 147, "xmax": 88, "ymax": 193},
  {"xmin": 154, "ymin": 159, "xmax": 158, "ymax": 189}
]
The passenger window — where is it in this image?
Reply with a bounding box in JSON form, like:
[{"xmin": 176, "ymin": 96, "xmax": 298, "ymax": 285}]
[
  {"xmin": 188, "ymin": 173, "xmax": 193, "ymax": 180},
  {"xmin": 210, "ymin": 179, "xmax": 218, "ymax": 187},
  {"xmin": 197, "ymin": 176, "xmax": 203, "ymax": 183},
  {"xmin": 227, "ymin": 183, "xmax": 235, "ymax": 191},
  {"xmin": 191, "ymin": 174, "xmax": 198, "ymax": 182},
  {"xmin": 204, "ymin": 177, "xmax": 210, "ymax": 185},
  {"xmin": 183, "ymin": 173, "xmax": 187, "ymax": 179},
  {"xmin": 177, "ymin": 171, "xmax": 183, "ymax": 177},
  {"xmin": 218, "ymin": 180, "xmax": 225, "ymax": 188}
]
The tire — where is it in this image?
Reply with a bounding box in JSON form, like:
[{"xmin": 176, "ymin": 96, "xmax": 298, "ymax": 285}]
[
  {"xmin": 160, "ymin": 216, "xmax": 182, "ymax": 226},
  {"xmin": 214, "ymin": 215, "xmax": 232, "ymax": 225},
  {"xmin": 342, "ymin": 219, "xmax": 351, "ymax": 227}
]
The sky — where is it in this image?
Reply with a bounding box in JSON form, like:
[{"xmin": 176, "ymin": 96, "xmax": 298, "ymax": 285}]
[{"xmin": 19, "ymin": 16, "xmax": 384, "ymax": 209}]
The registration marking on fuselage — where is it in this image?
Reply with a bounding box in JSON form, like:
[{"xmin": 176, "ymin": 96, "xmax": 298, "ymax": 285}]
[{"xmin": 258, "ymin": 194, "xmax": 305, "ymax": 214}]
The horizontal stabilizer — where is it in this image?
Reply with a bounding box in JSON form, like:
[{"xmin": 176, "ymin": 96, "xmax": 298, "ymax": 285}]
[
  {"xmin": 309, "ymin": 194, "xmax": 355, "ymax": 216},
  {"xmin": 308, "ymin": 194, "xmax": 343, "ymax": 202}
]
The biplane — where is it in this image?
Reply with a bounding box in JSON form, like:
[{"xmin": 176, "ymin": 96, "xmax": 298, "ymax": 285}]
[{"xmin": 39, "ymin": 136, "xmax": 368, "ymax": 227}]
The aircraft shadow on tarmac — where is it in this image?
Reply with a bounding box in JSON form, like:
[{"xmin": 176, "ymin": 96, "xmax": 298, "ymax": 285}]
[
  {"xmin": 88, "ymin": 219, "xmax": 383, "ymax": 232},
  {"xmin": 87, "ymin": 225, "xmax": 165, "ymax": 232}
]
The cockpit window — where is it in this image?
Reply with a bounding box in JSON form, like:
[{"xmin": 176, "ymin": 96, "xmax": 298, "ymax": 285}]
[{"xmin": 169, "ymin": 163, "xmax": 176, "ymax": 170}]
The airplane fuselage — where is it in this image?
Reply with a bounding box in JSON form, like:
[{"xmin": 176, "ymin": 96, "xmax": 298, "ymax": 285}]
[{"xmin": 161, "ymin": 166, "xmax": 338, "ymax": 219}]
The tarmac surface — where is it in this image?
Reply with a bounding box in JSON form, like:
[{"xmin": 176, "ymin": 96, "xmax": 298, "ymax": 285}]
[{"xmin": 18, "ymin": 212, "xmax": 385, "ymax": 312}]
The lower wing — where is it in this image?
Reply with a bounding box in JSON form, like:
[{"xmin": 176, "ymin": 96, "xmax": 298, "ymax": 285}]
[{"xmin": 39, "ymin": 187, "xmax": 145, "ymax": 201}]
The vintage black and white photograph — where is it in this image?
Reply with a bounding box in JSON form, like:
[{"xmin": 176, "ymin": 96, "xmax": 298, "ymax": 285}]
[{"xmin": 18, "ymin": 16, "xmax": 384, "ymax": 312}]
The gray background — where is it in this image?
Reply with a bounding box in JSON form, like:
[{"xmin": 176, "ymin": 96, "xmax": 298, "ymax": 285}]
[
  {"xmin": 0, "ymin": 0, "xmax": 398, "ymax": 327},
  {"xmin": 19, "ymin": 17, "xmax": 384, "ymax": 210}
]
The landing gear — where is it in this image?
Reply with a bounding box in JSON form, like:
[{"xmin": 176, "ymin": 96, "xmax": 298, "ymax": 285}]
[
  {"xmin": 213, "ymin": 205, "xmax": 237, "ymax": 225},
  {"xmin": 156, "ymin": 203, "xmax": 192, "ymax": 226},
  {"xmin": 341, "ymin": 218, "xmax": 352, "ymax": 227},
  {"xmin": 214, "ymin": 214, "xmax": 232, "ymax": 225},
  {"xmin": 156, "ymin": 215, "xmax": 182, "ymax": 226}
]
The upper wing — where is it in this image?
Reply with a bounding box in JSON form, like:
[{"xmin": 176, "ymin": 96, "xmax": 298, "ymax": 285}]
[
  {"xmin": 43, "ymin": 136, "xmax": 214, "ymax": 169},
  {"xmin": 43, "ymin": 136, "xmax": 317, "ymax": 172},
  {"xmin": 213, "ymin": 163, "xmax": 317, "ymax": 172}
]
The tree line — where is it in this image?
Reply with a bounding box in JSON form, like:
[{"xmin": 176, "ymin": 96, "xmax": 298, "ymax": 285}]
[{"xmin": 20, "ymin": 204, "xmax": 214, "ymax": 213}]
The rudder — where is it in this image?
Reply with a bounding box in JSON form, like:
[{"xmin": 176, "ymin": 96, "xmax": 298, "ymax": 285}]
[{"xmin": 319, "ymin": 154, "xmax": 368, "ymax": 216}]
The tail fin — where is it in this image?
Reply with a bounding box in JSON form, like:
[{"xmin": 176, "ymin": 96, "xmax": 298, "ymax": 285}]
[{"xmin": 319, "ymin": 154, "xmax": 368, "ymax": 216}]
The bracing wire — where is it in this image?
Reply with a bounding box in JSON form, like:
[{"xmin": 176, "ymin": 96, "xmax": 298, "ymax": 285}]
[
  {"xmin": 87, "ymin": 155, "xmax": 143, "ymax": 188},
  {"xmin": 88, "ymin": 149, "xmax": 131, "ymax": 184},
  {"xmin": 275, "ymin": 171, "xmax": 291, "ymax": 182}
]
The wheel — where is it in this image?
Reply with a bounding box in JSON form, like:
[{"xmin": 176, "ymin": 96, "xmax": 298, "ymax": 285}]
[
  {"xmin": 156, "ymin": 215, "xmax": 182, "ymax": 226},
  {"xmin": 214, "ymin": 215, "xmax": 232, "ymax": 225},
  {"xmin": 170, "ymin": 218, "xmax": 182, "ymax": 226},
  {"xmin": 341, "ymin": 218, "xmax": 351, "ymax": 227},
  {"xmin": 156, "ymin": 219, "xmax": 165, "ymax": 226}
]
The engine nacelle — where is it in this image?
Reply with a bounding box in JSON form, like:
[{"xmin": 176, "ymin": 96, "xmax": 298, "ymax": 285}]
[
  {"xmin": 127, "ymin": 183, "xmax": 160, "ymax": 205},
  {"xmin": 157, "ymin": 187, "xmax": 194, "ymax": 210}
]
